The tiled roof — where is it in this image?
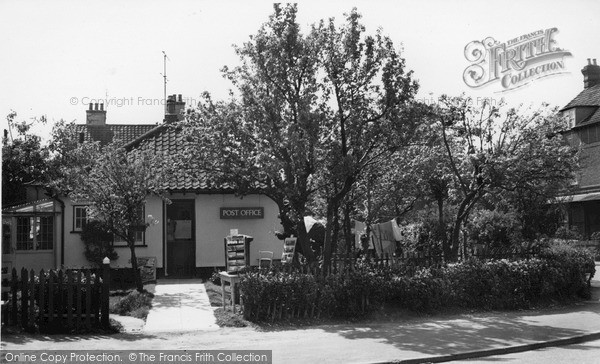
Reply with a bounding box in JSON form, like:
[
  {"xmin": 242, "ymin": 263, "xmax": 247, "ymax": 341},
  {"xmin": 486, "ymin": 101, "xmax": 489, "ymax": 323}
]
[
  {"xmin": 562, "ymin": 84, "xmax": 600, "ymax": 128},
  {"xmin": 124, "ymin": 123, "xmax": 237, "ymax": 192},
  {"xmin": 75, "ymin": 124, "xmax": 157, "ymax": 145},
  {"xmin": 562, "ymin": 84, "xmax": 600, "ymax": 109},
  {"xmin": 574, "ymin": 109, "xmax": 600, "ymax": 128}
]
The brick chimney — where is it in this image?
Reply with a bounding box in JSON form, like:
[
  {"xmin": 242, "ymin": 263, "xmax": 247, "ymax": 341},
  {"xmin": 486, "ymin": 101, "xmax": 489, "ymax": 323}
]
[
  {"xmin": 164, "ymin": 94, "xmax": 186, "ymax": 123},
  {"xmin": 582, "ymin": 58, "xmax": 600, "ymax": 89},
  {"xmin": 86, "ymin": 102, "xmax": 106, "ymax": 125}
]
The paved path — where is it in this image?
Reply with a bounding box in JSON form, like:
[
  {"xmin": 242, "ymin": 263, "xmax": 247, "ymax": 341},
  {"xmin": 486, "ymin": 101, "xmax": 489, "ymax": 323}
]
[{"xmin": 143, "ymin": 279, "xmax": 219, "ymax": 332}]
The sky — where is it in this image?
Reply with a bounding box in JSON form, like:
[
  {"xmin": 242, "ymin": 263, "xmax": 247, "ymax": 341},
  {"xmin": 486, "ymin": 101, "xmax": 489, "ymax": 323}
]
[{"xmin": 1, "ymin": 0, "xmax": 599, "ymax": 139}]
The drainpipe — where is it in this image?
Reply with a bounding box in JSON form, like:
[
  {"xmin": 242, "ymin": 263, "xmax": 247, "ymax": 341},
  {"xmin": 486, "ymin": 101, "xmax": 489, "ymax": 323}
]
[
  {"xmin": 51, "ymin": 195, "xmax": 66, "ymax": 267},
  {"xmin": 163, "ymin": 200, "xmax": 167, "ymax": 277}
]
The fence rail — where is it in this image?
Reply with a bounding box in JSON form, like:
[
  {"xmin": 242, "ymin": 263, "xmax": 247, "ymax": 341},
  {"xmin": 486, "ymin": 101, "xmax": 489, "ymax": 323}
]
[
  {"xmin": 270, "ymin": 246, "xmax": 542, "ymax": 277},
  {"xmin": 241, "ymin": 246, "xmax": 543, "ymax": 321},
  {"xmin": 1, "ymin": 266, "xmax": 110, "ymax": 331}
]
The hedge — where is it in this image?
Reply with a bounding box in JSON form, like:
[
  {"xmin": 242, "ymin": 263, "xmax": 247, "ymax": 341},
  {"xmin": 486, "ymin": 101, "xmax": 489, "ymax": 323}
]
[
  {"xmin": 239, "ymin": 242, "xmax": 596, "ymax": 321},
  {"xmin": 239, "ymin": 266, "xmax": 388, "ymax": 321}
]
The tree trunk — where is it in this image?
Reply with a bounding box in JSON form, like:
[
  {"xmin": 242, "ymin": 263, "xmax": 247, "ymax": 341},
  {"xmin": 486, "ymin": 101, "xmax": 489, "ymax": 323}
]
[
  {"xmin": 438, "ymin": 197, "xmax": 451, "ymax": 260},
  {"xmin": 323, "ymin": 200, "xmax": 337, "ymax": 272},
  {"xmin": 332, "ymin": 206, "xmax": 340, "ymax": 259},
  {"xmin": 449, "ymin": 190, "xmax": 481, "ymax": 261},
  {"xmin": 129, "ymin": 242, "xmax": 144, "ymax": 292},
  {"xmin": 449, "ymin": 219, "xmax": 462, "ymax": 261},
  {"xmin": 343, "ymin": 202, "xmax": 353, "ymax": 255}
]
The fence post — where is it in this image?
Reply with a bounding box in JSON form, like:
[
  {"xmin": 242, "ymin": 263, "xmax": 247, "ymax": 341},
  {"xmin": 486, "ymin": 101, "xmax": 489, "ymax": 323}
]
[
  {"xmin": 20, "ymin": 268, "xmax": 28, "ymax": 329},
  {"xmin": 10, "ymin": 268, "xmax": 18, "ymax": 325},
  {"xmin": 28, "ymin": 270, "xmax": 35, "ymax": 329},
  {"xmin": 48, "ymin": 270, "xmax": 55, "ymax": 324},
  {"xmin": 57, "ymin": 270, "xmax": 64, "ymax": 327},
  {"xmin": 85, "ymin": 271, "xmax": 92, "ymax": 329},
  {"xmin": 67, "ymin": 270, "xmax": 73, "ymax": 328},
  {"xmin": 101, "ymin": 257, "xmax": 110, "ymax": 328},
  {"xmin": 76, "ymin": 271, "xmax": 82, "ymax": 330},
  {"xmin": 39, "ymin": 270, "xmax": 46, "ymax": 328}
]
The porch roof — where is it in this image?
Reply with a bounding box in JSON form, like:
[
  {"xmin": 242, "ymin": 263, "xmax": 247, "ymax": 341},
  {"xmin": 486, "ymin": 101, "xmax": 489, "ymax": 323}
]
[
  {"xmin": 2, "ymin": 198, "xmax": 57, "ymax": 213},
  {"xmin": 555, "ymin": 191, "xmax": 600, "ymax": 203}
]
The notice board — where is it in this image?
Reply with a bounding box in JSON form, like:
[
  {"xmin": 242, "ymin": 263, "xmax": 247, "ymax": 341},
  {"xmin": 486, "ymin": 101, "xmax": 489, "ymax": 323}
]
[{"xmin": 281, "ymin": 237, "xmax": 297, "ymax": 264}]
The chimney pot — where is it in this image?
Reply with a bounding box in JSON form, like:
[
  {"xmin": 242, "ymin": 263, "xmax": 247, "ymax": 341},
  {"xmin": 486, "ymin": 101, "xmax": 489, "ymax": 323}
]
[
  {"xmin": 164, "ymin": 93, "xmax": 186, "ymax": 123},
  {"xmin": 86, "ymin": 102, "xmax": 106, "ymax": 125},
  {"xmin": 582, "ymin": 57, "xmax": 600, "ymax": 89}
]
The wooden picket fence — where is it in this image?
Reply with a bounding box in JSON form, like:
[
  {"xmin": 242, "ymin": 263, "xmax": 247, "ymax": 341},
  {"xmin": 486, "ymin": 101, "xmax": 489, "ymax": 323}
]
[
  {"xmin": 269, "ymin": 252, "xmax": 443, "ymax": 277},
  {"xmin": 272, "ymin": 246, "xmax": 542, "ymax": 277},
  {"xmin": 1, "ymin": 267, "xmax": 110, "ymax": 331}
]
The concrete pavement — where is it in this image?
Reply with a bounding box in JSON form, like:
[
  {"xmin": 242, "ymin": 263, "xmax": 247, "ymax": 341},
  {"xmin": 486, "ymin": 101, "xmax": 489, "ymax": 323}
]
[{"xmin": 143, "ymin": 279, "xmax": 219, "ymax": 332}]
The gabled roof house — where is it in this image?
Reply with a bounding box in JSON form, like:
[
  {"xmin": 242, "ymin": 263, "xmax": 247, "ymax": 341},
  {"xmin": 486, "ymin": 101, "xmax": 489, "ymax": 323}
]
[
  {"xmin": 561, "ymin": 59, "xmax": 600, "ymax": 238},
  {"xmin": 2, "ymin": 95, "xmax": 283, "ymax": 277}
]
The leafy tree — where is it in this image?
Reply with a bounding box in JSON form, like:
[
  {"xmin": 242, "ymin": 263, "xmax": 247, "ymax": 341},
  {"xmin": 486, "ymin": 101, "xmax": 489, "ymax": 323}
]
[
  {"xmin": 182, "ymin": 4, "xmax": 325, "ymax": 262},
  {"xmin": 314, "ymin": 9, "xmax": 419, "ymax": 267},
  {"xmin": 432, "ymin": 96, "xmax": 578, "ymax": 260},
  {"xmin": 71, "ymin": 142, "xmax": 170, "ymax": 291},
  {"xmin": 351, "ymin": 142, "xmax": 432, "ymax": 253},
  {"xmin": 46, "ymin": 119, "xmax": 101, "ymax": 195},
  {"xmin": 182, "ymin": 6, "xmax": 421, "ymax": 268},
  {"xmin": 2, "ymin": 112, "xmax": 50, "ymax": 206},
  {"xmin": 465, "ymin": 209, "xmax": 521, "ymax": 252}
]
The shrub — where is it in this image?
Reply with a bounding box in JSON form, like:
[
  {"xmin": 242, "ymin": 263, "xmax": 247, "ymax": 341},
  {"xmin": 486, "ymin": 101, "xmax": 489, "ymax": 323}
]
[
  {"xmin": 591, "ymin": 232, "xmax": 600, "ymax": 260},
  {"xmin": 209, "ymin": 271, "xmax": 221, "ymax": 286},
  {"xmin": 554, "ymin": 226, "xmax": 583, "ymax": 240},
  {"xmin": 399, "ymin": 218, "xmax": 447, "ymax": 256},
  {"xmin": 385, "ymin": 268, "xmax": 450, "ymax": 312},
  {"xmin": 239, "ymin": 241, "xmax": 595, "ymax": 322},
  {"xmin": 538, "ymin": 240, "xmax": 595, "ymax": 298},
  {"xmin": 240, "ymin": 267, "xmax": 389, "ymax": 321},
  {"xmin": 466, "ymin": 209, "xmax": 521, "ymax": 251},
  {"xmin": 110, "ymin": 290, "xmax": 153, "ymax": 319},
  {"xmin": 80, "ymin": 221, "xmax": 118, "ymax": 267}
]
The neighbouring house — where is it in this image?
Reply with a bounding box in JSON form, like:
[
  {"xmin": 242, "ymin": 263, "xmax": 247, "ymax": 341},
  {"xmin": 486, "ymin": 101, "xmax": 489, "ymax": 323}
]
[
  {"xmin": 561, "ymin": 58, "xmax": 600, "ymax": 238},
  {"xmin": 2, "ymin": 95, "xmax": 284, "ymax": 277}
]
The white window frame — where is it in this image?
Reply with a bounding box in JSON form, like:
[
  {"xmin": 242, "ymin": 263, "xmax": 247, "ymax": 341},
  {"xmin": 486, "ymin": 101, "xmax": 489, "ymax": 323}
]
[
  {"xmin": 73, "ymin": 205, "xmax": 89, "ymax": 232},
  {"xmin": 15, "ymin": 215, "xmax": 54, "ymax": 251}
]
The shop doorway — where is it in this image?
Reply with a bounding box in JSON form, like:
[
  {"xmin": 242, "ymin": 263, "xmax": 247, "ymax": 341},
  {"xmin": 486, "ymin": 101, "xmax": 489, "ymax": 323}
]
[{"xmin": 166, "ymin": 200, "xmax": 196, "ymax": 278}]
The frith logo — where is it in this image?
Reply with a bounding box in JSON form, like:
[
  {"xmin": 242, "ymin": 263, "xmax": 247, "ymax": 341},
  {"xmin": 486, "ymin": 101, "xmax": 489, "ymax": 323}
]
[{"xmin": 463, "ymin": 28, "xmax": 572, "ymax": 91}]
